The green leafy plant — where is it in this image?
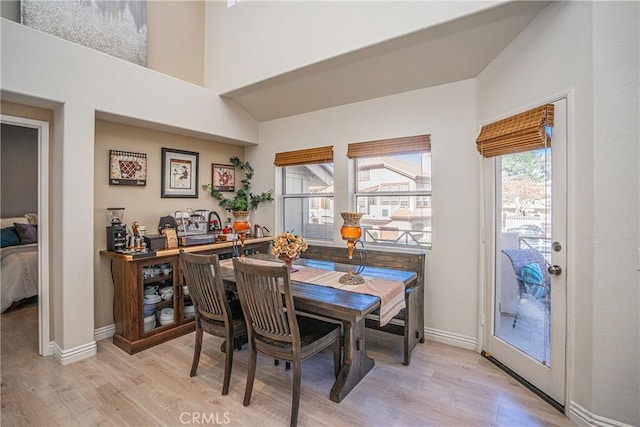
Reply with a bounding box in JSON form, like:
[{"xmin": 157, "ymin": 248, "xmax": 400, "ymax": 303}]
[{"xmin": 202, "ymin": 157, "xmax": 273, "ymax": 212}]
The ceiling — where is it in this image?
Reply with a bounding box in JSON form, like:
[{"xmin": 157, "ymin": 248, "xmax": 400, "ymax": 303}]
[{"xmin": 221, "ymin": 1, "xmax": 550, "ymax": 122}]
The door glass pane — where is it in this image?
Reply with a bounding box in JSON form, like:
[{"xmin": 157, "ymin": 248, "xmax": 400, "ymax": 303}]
[{"xmin": 494, "ymin": 148, "xmax": 552, "ymax": 366}]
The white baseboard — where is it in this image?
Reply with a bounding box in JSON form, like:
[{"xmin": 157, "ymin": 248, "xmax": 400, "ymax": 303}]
[
  {"xmin": 50, "ymin": 340, "xmax": 97, "ymax": 365},
  {"xmin": 425, "ymin": 327, "xmax": 478, "ymax": 351},
  {"xmin": 94, "ymin": 324, "xmax": 115, "ymax": 341},
  {"xmin": 569, "ymin": 401, "xmax": 634, "ymax": 427}
]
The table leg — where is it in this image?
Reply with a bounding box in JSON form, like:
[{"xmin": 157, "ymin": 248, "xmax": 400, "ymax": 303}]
[{"xmin": 330, "ymin": 318, "xmax": 374, "ymax": 403}]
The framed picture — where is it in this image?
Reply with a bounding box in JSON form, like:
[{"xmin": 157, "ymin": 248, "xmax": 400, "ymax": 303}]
[
  {"xmin": 161, "ymin": 148, "xmax": 199, "ymax": 198},
  {"xmin": 212, "ymin": 164, "xmax": 235, "ymax": 192},
  {"xmin": 109, "ymin": 150, "xmax": 147, "ymax": 186}
]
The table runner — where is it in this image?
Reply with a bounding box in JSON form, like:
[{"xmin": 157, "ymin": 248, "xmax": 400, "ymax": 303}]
[{"xmin": 219, "ymin": 257, "xmax": 405, "ymax": 326}]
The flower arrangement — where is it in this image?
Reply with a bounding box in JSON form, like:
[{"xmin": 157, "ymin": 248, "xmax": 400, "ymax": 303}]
[{"xmin": 272, "ymin": 232, "xmax": 308, "ymax": 259}]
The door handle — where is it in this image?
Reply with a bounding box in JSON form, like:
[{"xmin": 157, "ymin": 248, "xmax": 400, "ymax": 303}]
[{"xmin": 548, "ymin": 265, "xmax": 562, "ymax": 275}]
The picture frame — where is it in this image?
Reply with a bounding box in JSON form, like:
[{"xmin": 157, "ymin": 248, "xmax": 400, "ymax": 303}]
[
  {"xmin": 109, "ymin": 150, "xmax": 147, "ymax": 186},
  {"xmin": 161, "ymin": 148, "xmax": 199, "ymax": 198},
  {"xmin": 211, "ymin": 164, "xmax": 235, "ymax": 192}
]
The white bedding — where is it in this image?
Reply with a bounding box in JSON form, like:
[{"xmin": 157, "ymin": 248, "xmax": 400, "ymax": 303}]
[{"xmin": 0, "ymin": 243, "xmax": 38, "ymax": 312}]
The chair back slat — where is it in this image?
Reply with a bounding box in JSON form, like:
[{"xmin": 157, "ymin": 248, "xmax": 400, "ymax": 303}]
[
  {"xmin": 180, "ymin": 251, "xmax": 228, "ymax": 322},
  {"xmin": 233, "ymin": 259, "xmax": 297, "ymax": 343}
]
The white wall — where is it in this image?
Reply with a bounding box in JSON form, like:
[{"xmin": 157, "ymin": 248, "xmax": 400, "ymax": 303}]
[
  {"xmin": 590, "ymin": 2, "xmax": 639, "ymax": 424},
  {"xmin": 477, "ymin": 1, "xmax": 639, "ymax": 425},
  {"xmin": 1, "ymin": 20, "xmax": 257, "ymax": 144},
  {"xmin": 1, "ymin": 19, "xmax": 258, "ymax": 353},
  {"xmin": 251, "ymin": 79, "xmax": 480, "ymax": 346},
  {"xmin": 203, "ymin": 0, "xmax": 502, "ymax": 92}
]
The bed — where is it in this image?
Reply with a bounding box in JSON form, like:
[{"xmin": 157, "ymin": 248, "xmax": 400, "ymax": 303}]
[{"xmin": 1, "ymin": 214, "xmax": 39, "ymax": 312}]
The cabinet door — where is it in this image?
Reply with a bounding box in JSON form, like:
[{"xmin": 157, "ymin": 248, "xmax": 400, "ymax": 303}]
[{"xmin": 141, "ymin": 258, "xmax": 176, "ymax": 335}]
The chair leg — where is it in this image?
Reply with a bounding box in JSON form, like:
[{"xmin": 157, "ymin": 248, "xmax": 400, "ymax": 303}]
[
  {"xmin": 243, "ymin": 345, "xmax": 257, "ymax": 407},
  {"xmin": 190, "ymin": 326, "xmax": 203, "ymax": 377},
  {"xmin": 512, "ymin": 300, "xmax": 521, "ymax": 328},
  {"xmin": 332, "ymin": 337, "xmax": 341, "ymax": 379},
  {"xmin": 222, "ymin": 334, "xmax": 234, "ymax": 395},
  {"xmin": 290, "ymin": 360, "xmax": 302, "ymax": 427}
]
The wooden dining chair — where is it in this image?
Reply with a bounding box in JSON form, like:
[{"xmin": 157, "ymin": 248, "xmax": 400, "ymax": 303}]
[
  {"xmin": 179, "ymin": 250, "xmax": 247, "ymax": 395},
  {"xmin": 232, "ymin": 258, "xmax": 341, "ymax": 427}
]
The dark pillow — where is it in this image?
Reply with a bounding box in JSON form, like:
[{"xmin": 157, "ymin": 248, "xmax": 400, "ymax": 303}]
[
  {"xmin": 13, "ymin": 223, "xmax": 37, "ymax": 245},
  {"xmin": 1, "ymin": 226, "xmax": 21, "ymax": 247}
]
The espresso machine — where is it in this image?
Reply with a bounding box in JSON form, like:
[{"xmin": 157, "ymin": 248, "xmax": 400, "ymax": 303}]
[
  {"xmin": 106, "ymin": 208, "xmax": 127, "ymax": 252},
  {"xmin": 207, "ymin": 211, "xmax": 222, "ymax": 236}
]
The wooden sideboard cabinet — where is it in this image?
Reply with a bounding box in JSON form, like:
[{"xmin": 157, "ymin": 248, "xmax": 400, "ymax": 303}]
[{"xmin": 100, "ymin": 237, "xmax": 272, "ymax": 354}]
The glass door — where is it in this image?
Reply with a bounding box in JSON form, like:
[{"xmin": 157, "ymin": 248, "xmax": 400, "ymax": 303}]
[{"xmin": 485, "ymin": 99, "xmax": 567, "ymax": 406}]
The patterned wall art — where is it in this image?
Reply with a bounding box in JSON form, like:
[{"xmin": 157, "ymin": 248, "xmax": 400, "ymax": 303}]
[
  {"xmin": 109, "ymin": 150, "xmax": 147, "ymax": 186},
  {"xmin": 212, "ymin": 164, "xmax": 235, "ymax": 192},
  {"xmin": 21, "ymin": 0, "xmax": 147, "ymax": 66}
]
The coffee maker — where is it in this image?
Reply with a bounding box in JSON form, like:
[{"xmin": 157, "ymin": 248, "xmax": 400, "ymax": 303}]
[{"xmin": 106, "ymin": 208, "xmax": 127, "ymax": 252}]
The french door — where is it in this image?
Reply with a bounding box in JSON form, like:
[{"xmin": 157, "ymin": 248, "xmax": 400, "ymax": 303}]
[{"xmin": 483, "ymin": 98, "xmax": 567, "ymax": 406}]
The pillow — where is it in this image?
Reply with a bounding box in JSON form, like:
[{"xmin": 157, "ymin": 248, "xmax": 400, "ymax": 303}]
[
  {"xmin": 13, "ymin": 223, "xmax": 37, "ymax": 245},
  {"xmin": 1, "ymin": 227, "xmax": 21, "ymax": 248},
  {"xmin": 518, "ymin": 262, "xmax": 547, "ymax": 299}
]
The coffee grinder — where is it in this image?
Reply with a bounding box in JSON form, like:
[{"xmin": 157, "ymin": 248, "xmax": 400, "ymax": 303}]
[{"xmin": 106, "ymin": 207, "xmax": 127, "ymax": 252}]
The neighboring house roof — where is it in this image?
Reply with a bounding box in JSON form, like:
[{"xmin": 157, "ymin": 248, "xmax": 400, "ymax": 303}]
[
  {"xmin": 390, "ymin": 207, "xmax": 413, "ymax": 220},
  {"xmin": 360, "ymin": 207, "xmax": 432, "ymax": 227},
  {"xmin": 358, "ymin": 156, "xmax": 429, "ymax": 182}
]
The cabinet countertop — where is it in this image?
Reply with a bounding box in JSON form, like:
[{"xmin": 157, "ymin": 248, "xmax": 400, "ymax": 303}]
[{"xmin": 100, "ymin": 236, "xmax": 273, "ymax": 261}]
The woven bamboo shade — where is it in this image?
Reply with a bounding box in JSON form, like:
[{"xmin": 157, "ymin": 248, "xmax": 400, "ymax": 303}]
[
  {"xmin": 476, "ymin": 104, "xmax": 554, "ymax": 158},
  {"xmin": 347, "ymin": 134, "xmax": 431, "ymax": 158},
  {"xmin": 274, "ymin": 146, "xmax": 333, "ymax": 166}
]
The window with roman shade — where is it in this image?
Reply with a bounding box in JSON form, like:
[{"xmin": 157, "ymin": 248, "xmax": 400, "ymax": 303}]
[
  {"xmin": 348, "ymin": 134, "xmax": 432, "ymax": 249},
  {"xmin": 275, "ymin": 146, "xmax": 334, "ymax": 241},
  {"xmin": 476, "ymin": 104, "xmax": 554, "ymax": 158}
]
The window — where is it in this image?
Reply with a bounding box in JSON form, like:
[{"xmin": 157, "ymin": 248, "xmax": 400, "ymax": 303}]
[
  {"xmin": 275, "ymin": 146, "xmax": 334, "ymax": 241},
  {"xmin": 358, "ymin": 170, "xmax": 370, "ymax": 181},
  {"xmin": 348, "ymin": 135, "xmax": 431, "ymax": 248}
]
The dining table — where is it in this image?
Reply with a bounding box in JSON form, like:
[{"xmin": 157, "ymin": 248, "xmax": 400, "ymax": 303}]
[{"xmin": 218, "ymin": 253, "xmax": 417, "ymax": 403}]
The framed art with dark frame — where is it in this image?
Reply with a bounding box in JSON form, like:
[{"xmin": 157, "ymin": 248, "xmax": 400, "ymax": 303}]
[
  {"xmin": 211, "ymin": 163, "xmax": 235, "ymax": 192},
  {"xmin": 161, "ymin": 148, "xmax": 199, "ymax": 198},
  {"xmin": 109, "ymin": 150, "xmax": 147, "ymax": 186}
]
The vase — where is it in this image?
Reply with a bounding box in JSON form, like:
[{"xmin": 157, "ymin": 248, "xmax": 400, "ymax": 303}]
[
  {"xmin": 232, "ymin": 211, "xmax": 251, "ymax": 234},
  {"xmin": 279, "ymin": 254, "xmax": 299, "ymax": 272},
  {"xmin": 340, "ymin": 212, "xmax": 363, "ymax": 259}
]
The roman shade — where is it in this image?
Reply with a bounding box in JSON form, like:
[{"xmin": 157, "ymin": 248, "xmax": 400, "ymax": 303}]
[
  {"xmin": 476, "ymin": 104, "xmax": 555, "ymax": 158},
  {"xmin": 347, "ymin": 134, "xmax": 431, "ymax": 158},
  {"xmin": 274, "ymin": 146, "xmax": 333, "ymax": 166}
]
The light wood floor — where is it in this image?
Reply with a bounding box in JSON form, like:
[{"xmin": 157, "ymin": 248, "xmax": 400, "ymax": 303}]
[{"xmin": 1, "ymin": 305, "xmax": 575, "ymax": 426}]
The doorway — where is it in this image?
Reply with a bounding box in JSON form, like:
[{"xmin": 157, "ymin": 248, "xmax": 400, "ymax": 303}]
[
  {"xmin": 482, "ymin": 98, "xmax": 567, "ymax": 407},
  {"xmin": 1, "ymin": 114, "xmax": 50, "ymax": 356}
]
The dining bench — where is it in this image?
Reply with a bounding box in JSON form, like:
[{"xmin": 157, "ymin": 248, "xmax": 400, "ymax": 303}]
[{"xmin": 300, "ymin": 245, "xmax": 425, "ymax": 365}]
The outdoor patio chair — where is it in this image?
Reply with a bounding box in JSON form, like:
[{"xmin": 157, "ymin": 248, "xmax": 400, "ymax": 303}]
[{"xmin": 501, "ymin": 248, "xmax": 551, "ymax": 328}]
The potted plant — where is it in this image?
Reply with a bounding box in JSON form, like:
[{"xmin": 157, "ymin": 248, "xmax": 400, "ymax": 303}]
[{"xmin": 202, "ymin": 157, "xmax": 273, "ymax": 232}]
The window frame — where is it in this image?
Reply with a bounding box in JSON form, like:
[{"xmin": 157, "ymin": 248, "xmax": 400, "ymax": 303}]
[
  {"xmin": 280, "ymin": 163, "xmax": 334, "ymax": 241},
  {"xmin": 349, "ymin": 134, "xmax": 432, "ymax": 250}
]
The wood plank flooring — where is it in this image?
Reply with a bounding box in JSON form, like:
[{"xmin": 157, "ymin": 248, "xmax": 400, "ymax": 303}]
[{"xmin": 1, "ymin": 305, "xmax": 575, "ymax": 426}]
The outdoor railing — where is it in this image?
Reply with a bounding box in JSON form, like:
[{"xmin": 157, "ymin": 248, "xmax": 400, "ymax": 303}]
[{"xmin": 361, "ymin": 225, "xmax": 431, "ymax": 248}]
